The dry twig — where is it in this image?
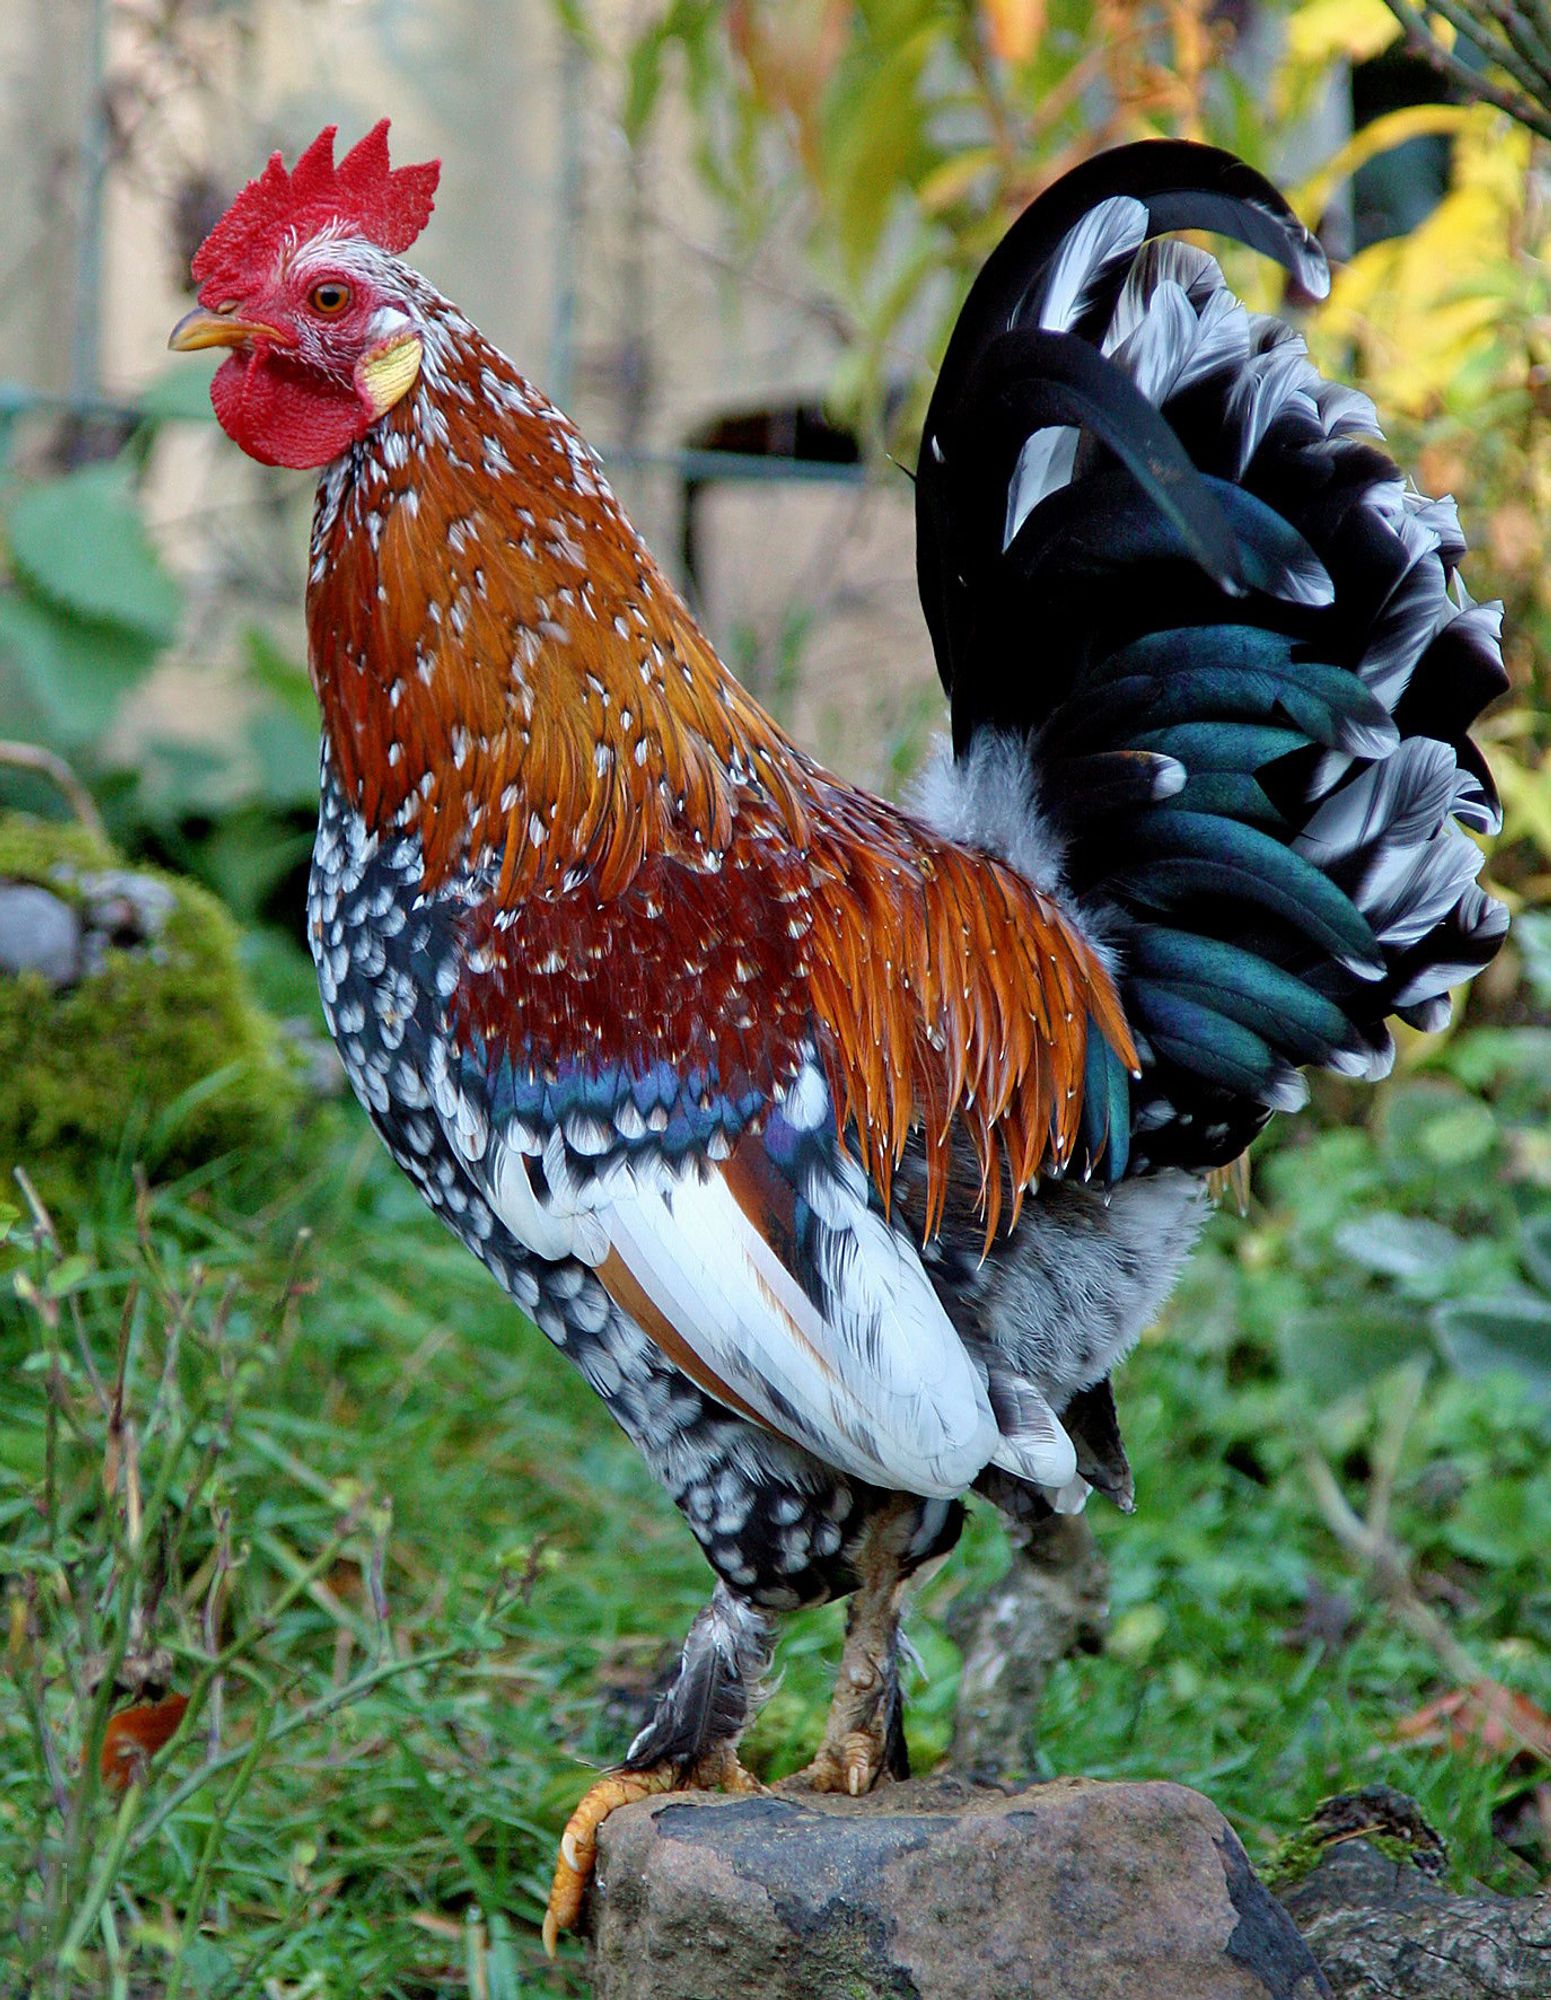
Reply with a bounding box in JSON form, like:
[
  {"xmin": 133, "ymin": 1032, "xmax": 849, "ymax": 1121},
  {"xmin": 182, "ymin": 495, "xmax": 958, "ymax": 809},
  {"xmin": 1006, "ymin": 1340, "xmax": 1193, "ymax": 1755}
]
[
  {"xmin": 1303, "ymin": 1362, "xmax": 1550, "ymax": 1768},
  {"xmin": 1381, "ymin": 0, "xmax": 1551, "ymax": 146}
]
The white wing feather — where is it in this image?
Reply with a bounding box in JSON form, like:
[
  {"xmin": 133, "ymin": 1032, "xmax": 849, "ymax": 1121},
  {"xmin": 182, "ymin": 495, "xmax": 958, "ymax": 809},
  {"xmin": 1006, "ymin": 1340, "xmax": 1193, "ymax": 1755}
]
[
  {"xmin": 602, "ymin": 1167, "xmax": 1000, "ymax": 1496},
  {"xmin": 434, "ymin": 1048, "xmax": 1057, "ymax": 1499}
]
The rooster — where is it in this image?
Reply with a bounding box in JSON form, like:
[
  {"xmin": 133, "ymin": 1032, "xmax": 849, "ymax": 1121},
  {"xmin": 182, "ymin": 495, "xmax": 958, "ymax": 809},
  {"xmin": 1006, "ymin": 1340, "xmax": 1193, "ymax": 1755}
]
[{"xmin": 171, "ymin": 123, "xmax": 1508, "ymax": 1949}]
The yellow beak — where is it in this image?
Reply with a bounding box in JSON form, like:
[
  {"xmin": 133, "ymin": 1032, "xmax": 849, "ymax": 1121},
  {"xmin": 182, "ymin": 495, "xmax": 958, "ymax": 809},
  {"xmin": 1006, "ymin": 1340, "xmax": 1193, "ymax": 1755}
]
[{"xmin": 167, "ymin": 307, "xmax": 291, "ymax": 353}]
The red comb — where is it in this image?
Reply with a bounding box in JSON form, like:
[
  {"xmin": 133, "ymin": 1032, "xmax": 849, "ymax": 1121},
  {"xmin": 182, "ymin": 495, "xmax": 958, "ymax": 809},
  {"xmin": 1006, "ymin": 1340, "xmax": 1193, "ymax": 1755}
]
[{"xmin": 191, "ymin": 120, "xmax": 440, "ymax": 296}]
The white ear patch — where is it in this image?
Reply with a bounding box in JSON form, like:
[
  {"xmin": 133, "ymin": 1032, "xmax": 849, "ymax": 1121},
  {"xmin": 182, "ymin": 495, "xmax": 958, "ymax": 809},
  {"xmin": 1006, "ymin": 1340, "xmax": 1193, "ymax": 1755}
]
[{"xmin": 367, "ymin": 305, "xmax": 416, "ymax": 342}]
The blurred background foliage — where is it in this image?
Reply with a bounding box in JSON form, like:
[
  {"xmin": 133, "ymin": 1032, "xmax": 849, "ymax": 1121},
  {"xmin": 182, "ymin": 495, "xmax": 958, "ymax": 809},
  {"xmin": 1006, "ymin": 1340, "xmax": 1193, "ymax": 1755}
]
[{"xmin": 3, "ymin": 0, "xmax": 1551, "ymax": 1993}]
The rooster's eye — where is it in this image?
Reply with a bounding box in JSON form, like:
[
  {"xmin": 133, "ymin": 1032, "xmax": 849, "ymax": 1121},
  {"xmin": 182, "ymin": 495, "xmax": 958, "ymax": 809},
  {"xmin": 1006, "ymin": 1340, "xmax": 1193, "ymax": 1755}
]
[{"xmin": 309, "ymin": 281, "xmax": 351, "ymax": 316}]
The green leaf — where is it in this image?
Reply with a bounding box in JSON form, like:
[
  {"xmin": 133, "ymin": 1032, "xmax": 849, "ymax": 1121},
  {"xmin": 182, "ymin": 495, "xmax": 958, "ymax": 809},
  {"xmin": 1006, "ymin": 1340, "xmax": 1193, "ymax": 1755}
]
[
  {"xmin": 1335, "ymin": 1213, "xmax": 1465, "ymax": 1283},
  {"xmin": 176, "ymin": 1935, "xmax": 236, "ymax": 1996},
  {"xmin": 1416, "ymin": 1099, "xmax": 1498, "ymax": 1167},
  {"xmin": 1275, "ymin": 1300, "xmax": 1431, "ymax": 1398},
  {"xmin": 857, "ymin": 0, "xmax": 942, "ymax": 36},
  {"xmin": 248, "ymin": 707, "xmax": 322, "ymax": 811},
  {"xmin": 1515, "ymin": 910, "xmax": 1551, "ymax": 1011},
  {"xmin": 42, "ymin": 1254, "xmax": 93, "ymax": 1299},
  {"xmin": 1442, "ymin": 1471, "xmax": 1551, "ymax": 1566},
  {"xmin": 1262, "ymin": 1127, "xmax": 1381, "ymax": 1229},
  {"xmin": 136, "ymin": 359, "xmax": 220, "ymax": 425},
  {"xmin": 0, "ymin": 619, "xmax": 56, "ymax": 743},
  {"xmin": 1434, "ymin": 1291, "xmax": 1551, "ymax": 1402},
  {"xmin": 1379, "ymin": 1082, "xmax": 1499, "ymax": 1177},
  {"xmin": 1518, "ymin": 1213, "xmax": 1551, "ymax": 1297},
  {"xmin": 1442, "ymin": 1027, "xmax": 1551, "ymax": 1090},
  {"xmin": 6, "ymin": 462, "xmax": 182, "ymax": 642},
  {"xmin": 195, "ymin": 808, "xmax": 314, "ymax": 920},
  {"xmin": 623, "ymin": 15, "xmax": 674, "ymax": 140},
  {"xmin": 821, "ymin": 25, "xmax": 943, "ymax": 281},
  {"xmin": 125, "ymin": 738, "xmax": 233, "ymax": 826},
  {"xmin": 623, "ymin": 0, "xmax": 721, "ymax": 142},
  {"xmin": 551, "ymin": 0, "xmax": 600, "ymax": 50},
  {"xmin": 243, "ymin": 625, "xmax": 317, "ymax": 728},
  {"xmin": 1109, "ymin": 1601, "xmax": 1168, "ymax": 1660},
  {"xmin": 0, "ymin": 588, "xmax": 160, "ymax": 746}
]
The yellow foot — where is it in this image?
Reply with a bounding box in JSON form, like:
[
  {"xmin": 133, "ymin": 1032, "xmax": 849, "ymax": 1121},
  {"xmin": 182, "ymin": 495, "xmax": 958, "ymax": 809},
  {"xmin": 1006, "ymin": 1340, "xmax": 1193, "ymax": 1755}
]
[
  {"xmin": 840, "ymin": 1726, "xmax": 887, "ymax": 1797},
  {"xmin": 542, "ymin": 1746, "xmax": 763, "ymax": 1955},
  {"xmin": 781, "ymin": 1723, "xmax": 891, "ymax": 1799},
  {"xmin": 778, "ymin": 1602, "xmax": 901, "ymax": 1800}
]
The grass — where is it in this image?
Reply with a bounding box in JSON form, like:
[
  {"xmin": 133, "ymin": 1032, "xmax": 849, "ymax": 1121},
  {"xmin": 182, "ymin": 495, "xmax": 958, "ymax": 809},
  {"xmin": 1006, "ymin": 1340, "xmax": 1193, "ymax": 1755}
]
[{"xmin": 3, "ymin": 1059, "xmax": 1549, "ymax": 1997}]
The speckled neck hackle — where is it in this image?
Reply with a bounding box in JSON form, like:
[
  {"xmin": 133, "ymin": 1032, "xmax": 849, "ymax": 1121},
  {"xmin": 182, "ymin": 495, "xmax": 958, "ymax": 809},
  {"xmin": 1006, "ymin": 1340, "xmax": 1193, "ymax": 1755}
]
[{"xmin": 305, "ymin": 284, "xmax": 1128, "ymax": 1227}]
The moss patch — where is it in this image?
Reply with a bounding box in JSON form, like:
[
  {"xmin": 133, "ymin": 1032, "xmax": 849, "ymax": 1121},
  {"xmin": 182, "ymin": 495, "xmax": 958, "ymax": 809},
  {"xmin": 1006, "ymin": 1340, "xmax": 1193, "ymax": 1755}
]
[
  {"xmin": 1262, "ymin": 1823, "xmax": 1328, "ymax": 1894},
  {"xmin": 0, "ymin": 812, "xmax": 300, "ymax": 1216}
]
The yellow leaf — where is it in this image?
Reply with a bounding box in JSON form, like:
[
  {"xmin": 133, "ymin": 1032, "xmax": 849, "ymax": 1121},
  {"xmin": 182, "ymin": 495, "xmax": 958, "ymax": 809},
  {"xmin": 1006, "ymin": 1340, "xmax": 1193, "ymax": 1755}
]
[
  {"xmin": 1305, "ymin": 108, "xmax": 1528, "ymax": 418},
  {"xmin": 981, "ymin": 0, "xmax": 1045, "ymax": 64},
  {"xmin": 1456, "ymin": 104, "xmax": 1533, "ymax": 205},
  {"xmin": 1285, "ymin": 0, "xmax": 1401, "ymax": 67},
  {"xmin": 1292, "ymin": 103, "xmax": 1474, "ymax": 224},
  {"xmin": 918, "ymin": 149, "xmax": 998, "ymax": 215},
  {"xmin": 1496, "ymin": 753, "xmax": 1551, "ymax": 862},
  {"xmin": 1318, "ymin": 215, "xmax": 1505, "ymax": 414}
]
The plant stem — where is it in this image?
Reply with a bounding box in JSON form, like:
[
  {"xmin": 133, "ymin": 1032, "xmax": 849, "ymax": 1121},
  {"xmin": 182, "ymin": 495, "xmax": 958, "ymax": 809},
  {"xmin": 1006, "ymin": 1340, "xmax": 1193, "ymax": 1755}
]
[
  {"xmin": 1303, "ymin": 1448, "xmax": 1551, "ymax": 1762},
  {"xmin": 129, "ymin": 1639, "xmax": 472, "ymax": 1852},
  {"xmin": 163, "ymin": 1705, "xmax": 273, "ymax": 2000},
  {"xmin": 0, "ymin": 742, "xmax": 106, "ymax": 839},
  {"xmin": 58, "ymin": 1780, "xmax": 144, "ymax": 1968}
]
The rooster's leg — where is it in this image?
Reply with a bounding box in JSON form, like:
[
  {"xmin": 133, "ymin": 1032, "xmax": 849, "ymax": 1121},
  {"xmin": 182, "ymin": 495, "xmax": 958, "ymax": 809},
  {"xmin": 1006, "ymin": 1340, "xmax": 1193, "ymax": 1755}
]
[
  {"xmin": 543, "ymin": 1582, "xmax": 773, "ymax": 1954},
  {"xmin": 786, "ymin": 1498, "xmax": 914, "ymax": 1797}
]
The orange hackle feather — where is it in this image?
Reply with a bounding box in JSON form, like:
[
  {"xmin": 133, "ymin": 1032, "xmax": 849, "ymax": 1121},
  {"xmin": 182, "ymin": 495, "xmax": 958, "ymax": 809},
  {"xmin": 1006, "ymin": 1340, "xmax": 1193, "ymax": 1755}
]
[{"xmin": 308, "ymin": 318, "xmax": 1133, "ymax": 1233}]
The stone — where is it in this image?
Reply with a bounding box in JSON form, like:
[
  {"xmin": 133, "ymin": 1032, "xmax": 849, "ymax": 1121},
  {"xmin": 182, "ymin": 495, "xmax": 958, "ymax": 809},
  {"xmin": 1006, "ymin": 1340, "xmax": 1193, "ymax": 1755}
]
[
  {"xmin": 72, "ymin": 866, "xmax": 177, "ymax": 941},
  {"xmin": 587, "ymin": 1773, "xmax": 1332, "ymax": 2000},
  {"xmin": 0, "ymin": 884, "xmax": 81, "ymax": 985},
  {"xmin": 1281, "ymin": 1837, "xmax": 1551, "ymax": 1998}
]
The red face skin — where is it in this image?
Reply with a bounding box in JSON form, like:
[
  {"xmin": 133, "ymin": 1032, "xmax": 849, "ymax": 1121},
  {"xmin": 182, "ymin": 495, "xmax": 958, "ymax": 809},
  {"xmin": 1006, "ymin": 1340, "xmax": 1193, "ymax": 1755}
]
[{"xmin": 179, "ymin": 246, "xmax": 414, "ymax": 470}]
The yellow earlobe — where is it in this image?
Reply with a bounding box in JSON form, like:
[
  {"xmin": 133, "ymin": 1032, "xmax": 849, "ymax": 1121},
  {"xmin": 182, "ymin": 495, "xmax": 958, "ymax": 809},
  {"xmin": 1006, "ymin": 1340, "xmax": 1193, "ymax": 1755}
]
[{"xmin": 357, "ymin": 333, "xmax": 424, "ymax": 417}]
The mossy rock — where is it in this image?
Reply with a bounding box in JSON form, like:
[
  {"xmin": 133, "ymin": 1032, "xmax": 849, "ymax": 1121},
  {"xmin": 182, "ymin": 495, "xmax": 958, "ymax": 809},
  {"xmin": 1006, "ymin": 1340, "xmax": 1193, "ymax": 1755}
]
[
  {"xmin": 0, "ymin": 811, "xmax": 301, "ymax": 1217},
  {"xmin": 1265, "ymin": 1786, "xmax": 1450, "ymax": 1894}
]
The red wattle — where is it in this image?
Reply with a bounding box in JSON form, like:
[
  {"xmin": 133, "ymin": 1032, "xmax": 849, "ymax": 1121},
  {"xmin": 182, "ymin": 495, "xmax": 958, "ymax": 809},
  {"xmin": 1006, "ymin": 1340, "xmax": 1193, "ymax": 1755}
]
[{"xmin": 210, "ymin": 351, "xmax": 369, "ymax": 470}]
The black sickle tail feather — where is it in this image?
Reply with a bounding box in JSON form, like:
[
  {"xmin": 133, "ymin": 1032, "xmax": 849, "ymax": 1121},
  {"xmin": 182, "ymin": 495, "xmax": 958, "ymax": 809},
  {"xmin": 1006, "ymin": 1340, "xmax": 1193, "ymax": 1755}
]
[{"xmin": 917, "ymin": 141, "xmax": 1509, "ymax": 1180}]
